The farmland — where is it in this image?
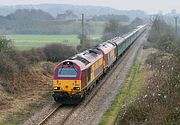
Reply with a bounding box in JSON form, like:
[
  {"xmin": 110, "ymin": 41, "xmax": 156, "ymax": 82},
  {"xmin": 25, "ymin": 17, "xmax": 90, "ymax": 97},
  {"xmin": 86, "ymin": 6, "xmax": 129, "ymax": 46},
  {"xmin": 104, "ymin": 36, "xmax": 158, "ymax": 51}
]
[
  {"xmin": 7, "ymin": 34, "xmax": 102, "ymax": 50},
  {"xmin": 5, "ymin": 20, "xmax": 129, "ymax": 50}
]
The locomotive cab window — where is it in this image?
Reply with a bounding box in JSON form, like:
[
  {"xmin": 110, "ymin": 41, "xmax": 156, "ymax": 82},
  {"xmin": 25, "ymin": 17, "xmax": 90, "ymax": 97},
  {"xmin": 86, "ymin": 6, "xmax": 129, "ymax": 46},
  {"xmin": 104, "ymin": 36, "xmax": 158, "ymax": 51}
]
[{"xmin": 58, "ymin": 68, "xmax": 78, "ymax": 78}]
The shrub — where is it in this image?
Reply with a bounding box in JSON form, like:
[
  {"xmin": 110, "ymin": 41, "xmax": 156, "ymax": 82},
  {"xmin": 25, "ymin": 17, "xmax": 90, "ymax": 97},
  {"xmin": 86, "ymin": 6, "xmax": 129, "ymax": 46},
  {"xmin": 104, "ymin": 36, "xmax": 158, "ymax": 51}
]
[
  {"xmin": 118, "ymin": 52, "xmax": 180, "ymax": 125},
  {"xmin": 0, "ymin": 52, "xmax": 19, "ymax": 93},
  {"xmin": 0, "ymin": 39, "xmax": 78, "ymax": 94},
  {"xmin": 43, "ymin": 43, "xmax": 77, "ymax": 62},
  {"xmin": 0, "ymin": 53, "xmax": 18, "ymax": 79},
  {"xmin": 0, "ymin": 35, "xmax": 13, "ymax": 52},
  {"xmin": 22, "ymin": 48, "xmax": 46, "ymax": 64},
  {"xmin": 148, "ymin": 16, "xmax": 180, "ymax": 58}
]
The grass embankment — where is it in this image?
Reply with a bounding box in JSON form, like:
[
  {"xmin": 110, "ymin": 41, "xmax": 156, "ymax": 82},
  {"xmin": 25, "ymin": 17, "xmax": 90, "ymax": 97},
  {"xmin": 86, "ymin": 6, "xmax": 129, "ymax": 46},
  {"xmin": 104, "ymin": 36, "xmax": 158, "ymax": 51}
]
[
  {"xmin": 99, "ymin": 53, "xmax": 149, "ymax": 125},
  {"xmin": 0, "ymin": 61, "xmax": 55, "ymax": 125},
  {"xmin": 0, "ymin": 93, "xmax": 52, "ymax": 125},
  {"xmin": 118, "ymin": 51, "xmax": 179, "ymax": 125},
  {"xmin": 100, "ymin": 17, "xmax": 180, "ymax": 125},
  {"xmin": 0, "ymin": 36, "xmax": 78, "ymax": 124}
]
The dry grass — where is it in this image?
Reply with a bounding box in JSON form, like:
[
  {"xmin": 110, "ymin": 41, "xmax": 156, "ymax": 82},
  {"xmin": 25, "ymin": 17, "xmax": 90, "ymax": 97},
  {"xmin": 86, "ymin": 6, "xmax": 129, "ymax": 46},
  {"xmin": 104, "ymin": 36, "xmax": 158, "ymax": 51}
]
[
  {"xmin": 117, "ymin": 18, "xmax": 179, "ymax": 124},
  {"xmin": 0, "ymin": 62, "xmax": 55, "ymax": 124},
  {"xmin": 99, "ymin": 48, "xmax": 152, "ymax": 125},
  {"xmin": 0, "ymin": 36, "xmax": 78, "ymax": 124},
  {"xmin": 118, "ymin": 50, "xmax": 180, "ymax": 125}
]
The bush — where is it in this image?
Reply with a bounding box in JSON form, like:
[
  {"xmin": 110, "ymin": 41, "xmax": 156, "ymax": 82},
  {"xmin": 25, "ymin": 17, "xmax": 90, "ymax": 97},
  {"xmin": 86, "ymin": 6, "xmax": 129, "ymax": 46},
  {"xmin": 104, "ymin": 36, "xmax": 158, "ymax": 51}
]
[
  {"xmin": 0, "ymin": 38, "xmax": 77, "ymax": 94},
  {"xmin": 0, "ymin": 52, "xmax": 20, "ymax": 93},
  {"xmin": 118, "ymin": 52, "xmax": 180, "ymax": 125},
  {"xmin": 118, "ymin": 17, "xmax": 180, "ymax": 124},
  {"xmin": 0, "ymin": 36, "xmax": 13, "ymax": 52},
  {"xmin": 147, "ymin": 16, "xmax": 180, "ymax": 60},
  {"xmin": 43, "ymin": 43, "xmax": 77, "ymax": 62},
  {"xmin": 0, "ymin": 53, "xmax": 18, "ymax": 80},
  {"xmin": 22, "ymin": 48, "xmax": 46, "ymax": 64}
]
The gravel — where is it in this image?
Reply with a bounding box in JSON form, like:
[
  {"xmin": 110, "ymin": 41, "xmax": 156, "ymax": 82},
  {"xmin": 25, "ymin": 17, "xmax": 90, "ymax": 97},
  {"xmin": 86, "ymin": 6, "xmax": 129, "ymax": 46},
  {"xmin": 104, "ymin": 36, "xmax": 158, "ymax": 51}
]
[
  {"xmin": 63, "ymin": 31, "xmax": 149, "ymax": 125},
  {"xmin": 22, "ymin": 102, "xmax": 58, "ymax": 125},
  {"xmin": 23, "ymin": 30, "xmax": 149, "ymax": 125}
]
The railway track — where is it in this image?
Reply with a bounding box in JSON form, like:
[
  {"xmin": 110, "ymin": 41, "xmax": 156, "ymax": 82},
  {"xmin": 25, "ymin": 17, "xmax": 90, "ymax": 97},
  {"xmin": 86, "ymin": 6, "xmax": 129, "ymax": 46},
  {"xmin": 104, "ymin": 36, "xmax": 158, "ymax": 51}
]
[
  {"xmin": 25, "ymin": 30, "xmax": 149, "ymax": 125},
  {"xmin": 36, "ymin": 57, "xmax": 124, "ymax": 125},
  {"xmin": 35, "ymin": 47, "xmax": 130, "ymax": 125},
  {"xmin": 37, "ymin": 103, "xmax": 61, "ymax": 125},
  {"xmin": 60, "ymin": 105, "xmax": 79, "ymax": 125},
  {"xmin": 36, "ymin": 104, "xmax": 78, "ymax": 125},
  {"xmin": 63, "ymin": 30, "xmax": 150, "ymax": 125},
  {"xmin": 36, "ymin": 90, "xmax": 99, "ymax": 125},
  {"xmin": 52, "ymin": 35, "xmax": 145, "ymax": 125}
]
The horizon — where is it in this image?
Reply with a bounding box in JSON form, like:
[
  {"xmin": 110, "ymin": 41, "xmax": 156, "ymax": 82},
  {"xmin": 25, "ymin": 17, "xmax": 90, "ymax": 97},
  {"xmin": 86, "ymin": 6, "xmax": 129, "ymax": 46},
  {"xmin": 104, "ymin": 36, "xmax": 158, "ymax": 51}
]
[{"xmin": 0, "ymin": 0, "xmax": 179, "ymax": 15}]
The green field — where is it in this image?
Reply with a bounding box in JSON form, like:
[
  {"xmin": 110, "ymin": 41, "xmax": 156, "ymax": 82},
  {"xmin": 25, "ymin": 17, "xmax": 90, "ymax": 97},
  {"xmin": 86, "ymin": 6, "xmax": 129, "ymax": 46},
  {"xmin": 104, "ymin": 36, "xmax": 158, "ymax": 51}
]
[
  {"xmin": 7, "ymin": 34, "xmax": 102, "ymax": 50},
  {"xmin": 6, "ymin": 20, "xmax": 128, "ymax": 50}
]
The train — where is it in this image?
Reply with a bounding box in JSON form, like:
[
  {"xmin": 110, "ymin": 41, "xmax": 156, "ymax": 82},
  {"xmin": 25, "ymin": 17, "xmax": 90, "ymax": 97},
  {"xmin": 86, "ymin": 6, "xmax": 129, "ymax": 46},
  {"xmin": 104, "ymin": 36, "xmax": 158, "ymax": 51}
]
[{"xmin": 52, "ymin": 25, "xmax": 146, "ymax": 104}]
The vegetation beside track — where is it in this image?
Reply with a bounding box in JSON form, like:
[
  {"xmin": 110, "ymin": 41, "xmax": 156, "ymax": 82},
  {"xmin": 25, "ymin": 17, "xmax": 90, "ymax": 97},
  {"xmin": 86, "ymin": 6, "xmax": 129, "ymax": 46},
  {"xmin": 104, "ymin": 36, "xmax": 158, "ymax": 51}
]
[
  {"xmin": 0, "ymin": 16, "xmax": 143, "ymax": 124},
  {"xmin": 100, "ymin": 16, "xmax": 180, "ymax": 125},
  {"xmin": 0, "ymin": 35, "xmax": 77, "ymax": 124},
  {"xmin": 0, "ymin": 93, "xmax": 52, "ymax": 125},
  {"xmin": 117, "ymin": 17, "xmax": 180, "ymax": 125},
  {"xmin": 99, "ymin": 53, "xmax": 149, "ymax": 125}
]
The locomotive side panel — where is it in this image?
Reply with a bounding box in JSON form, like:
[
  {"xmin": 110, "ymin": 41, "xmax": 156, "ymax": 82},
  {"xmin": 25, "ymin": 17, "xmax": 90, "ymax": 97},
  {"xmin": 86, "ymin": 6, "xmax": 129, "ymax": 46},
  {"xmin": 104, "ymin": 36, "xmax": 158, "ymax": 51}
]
[
  {"xmin": 81, "ymin": 70, "xmax": 87, "ymax": 90},
  {"xmin": 94, "ymin": 58, "xmax": 104, "ymax": 79}
]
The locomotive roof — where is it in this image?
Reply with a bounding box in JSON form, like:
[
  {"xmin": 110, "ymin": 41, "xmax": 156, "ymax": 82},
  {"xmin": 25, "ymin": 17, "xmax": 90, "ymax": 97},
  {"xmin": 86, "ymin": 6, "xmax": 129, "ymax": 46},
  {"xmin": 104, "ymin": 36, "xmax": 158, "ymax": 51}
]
[
  {"xmin": 58, "ymin": 48, "xmax": 103, "ymax": 70},
  {"xmin": 56, "ymin": 25, "xmax": 146, "ymax": 71},
  {"xmin": 95, "ymin": 41, "xmax": 116, "ymax": 54}
]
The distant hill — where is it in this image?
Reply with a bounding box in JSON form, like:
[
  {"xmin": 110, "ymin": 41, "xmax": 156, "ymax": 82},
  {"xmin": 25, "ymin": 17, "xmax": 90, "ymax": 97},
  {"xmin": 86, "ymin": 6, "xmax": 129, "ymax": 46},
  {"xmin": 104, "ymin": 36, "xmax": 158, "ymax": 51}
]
[
  {"xmin": 6, "ymin": 9, "xmax": 54, "ymax": 20},
  {"xmin": 0, "ymin": 9, "xmax": 106, "ymax": 34},
  {"xmin": 0, "ymin": 4, "xmax": 147, "ymax": 19},
  {"xmin": 0, "ymin": 4, "xmax": 147, "ymax": 35},
  {"xmin": 91, "ymin": 15, "xmax": 129, "ymax": 22}
]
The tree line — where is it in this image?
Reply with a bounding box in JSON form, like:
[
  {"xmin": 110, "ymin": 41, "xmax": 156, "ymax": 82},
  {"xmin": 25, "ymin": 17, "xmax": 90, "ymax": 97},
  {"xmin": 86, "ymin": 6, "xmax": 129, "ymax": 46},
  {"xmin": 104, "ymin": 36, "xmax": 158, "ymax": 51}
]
[{"xmin": 0, "ymin": 9, "xmax": 131, "ymax": 35}]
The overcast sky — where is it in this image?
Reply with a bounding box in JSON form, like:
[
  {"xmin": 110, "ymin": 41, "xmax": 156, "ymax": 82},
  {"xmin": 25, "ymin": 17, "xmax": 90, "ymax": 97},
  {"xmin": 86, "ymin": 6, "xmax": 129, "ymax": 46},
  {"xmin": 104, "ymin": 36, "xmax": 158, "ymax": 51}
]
[{"xmin": 0, "ymin": 0, "xmax": 179, "ymax": 14}]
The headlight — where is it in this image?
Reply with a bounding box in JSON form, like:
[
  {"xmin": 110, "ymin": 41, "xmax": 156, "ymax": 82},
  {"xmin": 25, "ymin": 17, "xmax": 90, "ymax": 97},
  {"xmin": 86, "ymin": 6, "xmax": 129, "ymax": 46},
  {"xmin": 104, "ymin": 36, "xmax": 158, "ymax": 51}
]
[
  {"xmin": 54, "ymin": 87, "xmax": 60, "ymax": 90},
  {"xmin": 73, "ymin": 87, "xmax": 80, "ymax": 90}
]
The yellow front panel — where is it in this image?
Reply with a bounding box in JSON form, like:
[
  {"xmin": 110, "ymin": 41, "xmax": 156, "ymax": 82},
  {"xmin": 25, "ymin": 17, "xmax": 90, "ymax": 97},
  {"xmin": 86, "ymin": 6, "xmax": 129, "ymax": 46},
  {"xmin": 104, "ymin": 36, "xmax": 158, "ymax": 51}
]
[{"xmin": 53, "ymin": 80, "xmax": 81, "ymax": 95}]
